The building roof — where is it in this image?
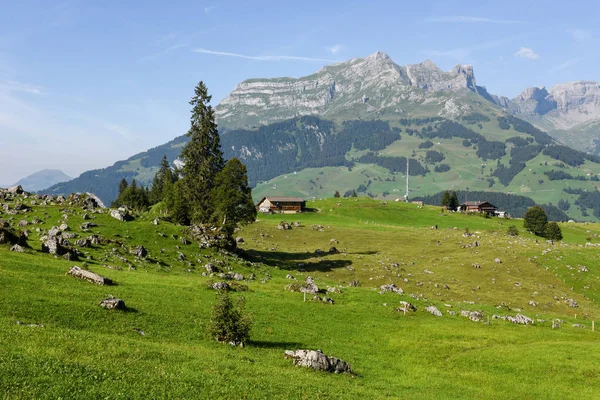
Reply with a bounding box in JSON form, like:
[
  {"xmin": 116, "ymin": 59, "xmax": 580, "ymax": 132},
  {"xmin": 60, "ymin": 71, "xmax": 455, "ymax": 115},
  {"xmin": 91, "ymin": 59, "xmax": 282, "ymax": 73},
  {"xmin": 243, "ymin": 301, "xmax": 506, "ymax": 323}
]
[
  {"xmin": 261, "ymin": 196, "xmax": 305, "ymax": 203},
  {"xmin": 460, "ymin": 201, "xmax": 496, "ymax": 208}
]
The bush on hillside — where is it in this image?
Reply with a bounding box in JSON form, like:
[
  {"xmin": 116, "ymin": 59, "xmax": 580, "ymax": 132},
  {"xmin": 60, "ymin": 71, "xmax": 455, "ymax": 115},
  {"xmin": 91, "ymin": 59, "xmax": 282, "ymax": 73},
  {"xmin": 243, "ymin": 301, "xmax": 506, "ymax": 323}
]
[
  {"xmin": 524, "ymin": 206, "xmax": 550, "ymax": 238},
  {"xmin": 209, "ymin": 290, "xmax": 252, "ymax": 347},
  {"xmin": 507, "ymin": 225, "xmax": 519, "ymax": 237},
  {"xmin": 544, "ymin": 222, "xmax": 563, "ymax": 241}
]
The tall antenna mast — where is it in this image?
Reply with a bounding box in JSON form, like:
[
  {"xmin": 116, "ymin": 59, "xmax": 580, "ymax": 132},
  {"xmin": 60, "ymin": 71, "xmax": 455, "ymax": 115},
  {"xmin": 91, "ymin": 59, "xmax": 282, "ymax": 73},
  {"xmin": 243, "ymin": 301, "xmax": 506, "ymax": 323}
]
[{"xmin": 405, "ymin": 157, "xmax": 409, "ymax": 202}]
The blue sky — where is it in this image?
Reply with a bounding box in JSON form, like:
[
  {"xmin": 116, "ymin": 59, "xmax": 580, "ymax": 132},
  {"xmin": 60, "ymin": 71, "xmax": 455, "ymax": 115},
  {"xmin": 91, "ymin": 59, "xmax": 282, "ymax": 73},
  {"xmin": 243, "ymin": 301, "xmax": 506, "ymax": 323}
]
[{"xmin": 0, "ymin": 0, "xmax": 598, "ymax": 185}]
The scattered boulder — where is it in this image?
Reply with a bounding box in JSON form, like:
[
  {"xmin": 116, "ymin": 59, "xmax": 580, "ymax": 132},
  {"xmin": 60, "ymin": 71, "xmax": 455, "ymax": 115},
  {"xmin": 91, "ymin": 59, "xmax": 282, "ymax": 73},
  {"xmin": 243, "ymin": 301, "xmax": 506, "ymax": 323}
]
[
  {"xmin": 301, "ymin": 276, "xmax": 319, "ymax": 294},
  {"xmin": 379, "ymin": 284, "xmax": 404, "ymax": 294},
  {"xmin": 212, "ymin": 281, "xmax": 231, "ymax": 291},
  {"xmin": 205, "ymin": 263, "xmax": 218, "ymax": 273},
  {"xmin": 507, "ymin": 314, "xmax": 534, "ymax": 325},
  {"xmin": 235, "ymin": 236, "xmax": 244, "ymax": 244},
  {"xmin": 529, "ymin": 300, "xmax": 537, "ymax": 307},
  {"xmin": 80, "ymin": 222, "xmax": 97, "ymax": 230},
  {"xmin": 131, "ymin": 246, "xmax": 148, "ymax": 258},
  {"xmin": 99, "ymin": 296, "xmax": 125, "ymax": 310},
  {"xmin": 349, "ymin": 279, "xmax": 360, "ymax": 287},
  {"xmin": 8, "ymin": 185, "xmax": 24, "ymax": 195},
  {"xmin": 68, "ymin": 266, "xmax": 112, "ymax": 285},
  {"xmin": 75, "ymin": 239, "xmax": 91, "ymax": 248},
  {"xmin": 565, "ymin": 298, "xmax": 578, "ymax": 308},
  {"xmin": 425, "ymin": 305, "xmax": 442, "ymax": 317},
  {"xmin": 10, "ymin": 244, "xmax": 25, "ymax": 252},
  {"xmin": 284, "ymin": 350, "xmax": 352, "ymax": 374},
  {"xmin": 42, "ymin": 237, "xmax": 66, "ymax": 255},
  {"xmin": 397, "ymin": 301, "xmax": 416, "ymax": 313},
  {"xmin": 277, "ymin": 221, "xmax": 292, "ymax": 230},
  {"xmin": 494, "ymin": 258, "xmax": 502, "ymax": 264},
  {"xmin": 328, "ymin": 247, "xmax": 338, "ymax": 254},
  {"xmin": 110, "ymin": 209, "xmax": 132, "ymax": 222},
  {"xmin": 468, "ymin": 311, "xmax": 483, "ymax": 322}
]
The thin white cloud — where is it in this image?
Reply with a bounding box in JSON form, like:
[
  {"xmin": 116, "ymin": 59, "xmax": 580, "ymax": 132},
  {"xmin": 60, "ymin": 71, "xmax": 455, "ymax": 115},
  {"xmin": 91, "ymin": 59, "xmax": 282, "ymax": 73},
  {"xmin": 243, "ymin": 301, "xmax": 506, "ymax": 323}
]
[
  {"xmin": 327, "ymin": 44, "xmax": 343, "ymax": 55},
  {"xmin": 0, "ymin": 80, "xmax": 44, "ymax": 95},
  {"xmin": 141, "ymin": 43, "xmax": 186, "ymax": 61},
  {"xmin": 423, "ymin": 35, "xmax": 525, "ymax": 61},
  {"xmin": 204, "ymin": 5, "xmax": 216, "ymax": 14},
  {"xmin": 568, "ymin": 29, "xmax": 591, "ymax": 42},
  {"xmin": 549, "ymin": 58, "xmax": 584, "ymax": 73},
  {"xmin": 425, "ymin": 16, "xmax": 523, "ymax": 24},
  {"xmin": 193, "ymin": 48, "xmax": 338, "ymax": 63},
  {"xmin": 514, "ymin": 47, "xmax": 540, "ymax": 60}
]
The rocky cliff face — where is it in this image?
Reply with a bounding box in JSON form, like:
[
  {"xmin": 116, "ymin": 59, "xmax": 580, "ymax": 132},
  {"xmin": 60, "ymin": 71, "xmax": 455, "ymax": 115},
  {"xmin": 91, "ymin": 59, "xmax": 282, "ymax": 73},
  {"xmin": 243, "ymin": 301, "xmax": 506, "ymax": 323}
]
[
  {"xmin": 510, "ymin": 81, "xmax": 600, "ymax": 129},
  {"xmin": 216, "ymin": 52, "xmax": 487, "ymax": 129}
]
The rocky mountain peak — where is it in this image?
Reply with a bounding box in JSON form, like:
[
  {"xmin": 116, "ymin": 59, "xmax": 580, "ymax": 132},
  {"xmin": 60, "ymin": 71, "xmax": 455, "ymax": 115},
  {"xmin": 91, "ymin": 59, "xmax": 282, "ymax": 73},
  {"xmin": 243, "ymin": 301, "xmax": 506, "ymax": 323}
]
[
  {"xmin": 365, "ymin": 51, "xmax": 392, "ymax": 61},
  {"xmin": 514, "ymin": 86, "xmax": 550, "ymax": 102},
  {"xmin": 216, "ymin": 53, "xmax": 485, "ymax": 129}
]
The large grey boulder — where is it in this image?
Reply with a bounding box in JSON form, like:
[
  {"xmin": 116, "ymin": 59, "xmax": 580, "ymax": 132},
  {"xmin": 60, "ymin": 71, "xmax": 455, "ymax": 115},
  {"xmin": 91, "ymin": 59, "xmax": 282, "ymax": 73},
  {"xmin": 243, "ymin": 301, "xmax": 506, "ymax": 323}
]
[
  {"xmin": 284, "ymin": 350, "xmax": 352, "ymax": 374},
  {"xmin": 8, "ymin": 185, "xmax": 23, "ymax": 195},
  {"xmin": 68, "ymin": 266, "xmax": 112, "ymax": 285},
  {"xmin": 99, "ymin": 296, "xmax": 125, "ymax": 310},
  {"xmin": 110, "ymin": 209, "xmax": 132, "ymax": 222},
  {"xmin": 507, "ymin": 314, "xmax": 534, "ymax": 325},
  {"xmin": 380, "ymin": 284, "xmax": 404, "ymax": 294},
  {"xmin": 301, "ymin": 276, "xmax": 319, "ymax": 294},
  {"xmin": 425, "ymin": 305, "xmax": 443, "ymax": 317},
  {"xmin": 131, "ymin": 246, "xmax": 147, "ymax": 258},
  {"xmin": 42, "ymin": 237, "xmax": 66, "ymax": 255}
]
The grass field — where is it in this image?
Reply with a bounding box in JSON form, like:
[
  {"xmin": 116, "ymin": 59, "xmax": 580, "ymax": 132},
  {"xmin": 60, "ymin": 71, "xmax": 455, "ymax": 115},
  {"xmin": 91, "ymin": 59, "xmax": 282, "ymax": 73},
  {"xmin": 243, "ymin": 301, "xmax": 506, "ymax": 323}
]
[{"xmin": 2, "ymin": 196, "xmax": 600, "ymax": 398}]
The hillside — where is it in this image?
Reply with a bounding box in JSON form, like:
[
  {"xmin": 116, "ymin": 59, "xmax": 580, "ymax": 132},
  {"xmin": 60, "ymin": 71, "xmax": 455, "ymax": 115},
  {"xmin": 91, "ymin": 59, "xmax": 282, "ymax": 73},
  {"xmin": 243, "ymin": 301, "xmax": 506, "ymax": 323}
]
[
  {"xmin": 14, "ymin": 169, "xmax": 71, "ymax": 192},
  {"xmin": 42, "ymin": 53, "xmax": 600, "ymax": 221},
  {"xmin": 2, "ymin": 189, "xmax": 600, "ymax": 398}
]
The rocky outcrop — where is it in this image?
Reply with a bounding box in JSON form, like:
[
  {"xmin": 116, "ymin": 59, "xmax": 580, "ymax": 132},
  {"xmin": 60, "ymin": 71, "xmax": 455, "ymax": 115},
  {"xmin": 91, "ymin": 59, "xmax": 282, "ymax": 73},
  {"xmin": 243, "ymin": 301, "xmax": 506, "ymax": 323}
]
[
  {"xmin": 510, "ymin": 81, "xmax": 600, "ymax": 130},
  {"xmin": 284, "ymin": 349, "xmax": 352, "ymax": 374},
  {"xmin": 215, "ymin": 52, "xmax": 485, "ymax": 129}
]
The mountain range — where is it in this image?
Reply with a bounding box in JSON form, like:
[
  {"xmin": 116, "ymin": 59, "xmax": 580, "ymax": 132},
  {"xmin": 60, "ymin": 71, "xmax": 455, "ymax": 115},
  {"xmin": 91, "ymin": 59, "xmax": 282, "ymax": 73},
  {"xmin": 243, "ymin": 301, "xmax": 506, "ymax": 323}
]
[
  {"xmin": 10, "ymin": 169, "xmax": 71, "ymax": 192},
  {"xmin": 43, "ymin": 52, "xmax": 600, "ymax": 221}
]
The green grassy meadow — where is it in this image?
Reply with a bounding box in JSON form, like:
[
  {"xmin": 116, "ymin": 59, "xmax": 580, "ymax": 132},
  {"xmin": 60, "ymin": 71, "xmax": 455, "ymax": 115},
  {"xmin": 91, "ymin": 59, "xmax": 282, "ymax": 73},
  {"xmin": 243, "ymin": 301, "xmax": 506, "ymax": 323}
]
[{"xmin": 2, "ymin": 197, "xmax": 600, "ymax": 399}]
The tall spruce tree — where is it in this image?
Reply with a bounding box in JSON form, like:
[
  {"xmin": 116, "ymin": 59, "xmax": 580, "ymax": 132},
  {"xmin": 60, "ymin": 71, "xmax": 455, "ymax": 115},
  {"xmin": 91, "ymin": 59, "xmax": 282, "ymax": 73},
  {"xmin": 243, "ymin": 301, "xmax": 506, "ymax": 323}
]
[
  {"xmin": 180, "ymin": 81, "xmax": 224, "ymax": 223},
  {"xmin": 210, "ymin": 158, "xmax": 256, "ymax": 235},
  {"xmin": 150, "ymin": 155, "xmax": 175, "ymax": 205},
  {"xmin": 118, "ymin": 178, "xmax": 129, "ymax": 195},
  {"xmin": 449, "ymin": 191, "xmax": 460, "ymax": 211},
  {"xmin": 441, "ymin": 191, "xmax": 451, "ymax": 208}
]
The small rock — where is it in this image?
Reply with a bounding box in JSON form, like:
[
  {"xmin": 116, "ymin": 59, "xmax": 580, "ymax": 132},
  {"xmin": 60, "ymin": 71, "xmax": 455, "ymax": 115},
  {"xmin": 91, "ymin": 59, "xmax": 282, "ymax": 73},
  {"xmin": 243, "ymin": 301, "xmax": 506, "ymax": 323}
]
[
  {"xmin": 425, "ymin": 306, "xmax": 442, "ymax": 317},
  {"xmin": 99, "ymin": 296, "xmax": 125, "ymax": 310}
]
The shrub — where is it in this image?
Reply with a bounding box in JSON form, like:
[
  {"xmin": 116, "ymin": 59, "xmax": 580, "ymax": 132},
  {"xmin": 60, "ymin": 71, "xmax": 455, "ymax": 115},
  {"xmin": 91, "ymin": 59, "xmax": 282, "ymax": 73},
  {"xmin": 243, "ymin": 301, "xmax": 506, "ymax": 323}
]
[
  {"xmin": 544, "ymin": 222, "xmax": 563, "ymax": 241},
  {"xmin": 524, "ymin": 206, "xmax": 547, "ymax": 237},
  {"xmin": 209, "ymin": 290, "xmax": 252, "ymax": 347},
  {"xmin": 507, "ymin": 225, "xmax": 519, "ymax": 236}
]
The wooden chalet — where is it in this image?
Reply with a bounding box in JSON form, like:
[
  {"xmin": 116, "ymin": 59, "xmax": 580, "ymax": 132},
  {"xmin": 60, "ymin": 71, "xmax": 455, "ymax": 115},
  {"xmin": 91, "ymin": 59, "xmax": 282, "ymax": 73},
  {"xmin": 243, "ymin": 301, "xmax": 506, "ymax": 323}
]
[
  {"xmin": 256, "ymin": 196, "xmax": 305, "ymax": 214},
  {"xmin": 459, "ymin": 201, "xmax": 497, "ymax": 214}
]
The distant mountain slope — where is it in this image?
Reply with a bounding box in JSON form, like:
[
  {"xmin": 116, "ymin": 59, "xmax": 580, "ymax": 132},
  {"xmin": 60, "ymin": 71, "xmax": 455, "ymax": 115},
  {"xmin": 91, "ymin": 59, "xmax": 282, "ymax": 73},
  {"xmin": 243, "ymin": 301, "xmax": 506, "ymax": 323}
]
[
  {"xmin": 505, "ymin": 81, "xmax": 600, "ymax": 153},
  {"xmin": 14, "ymin": 169, "xmax": 71, "ymax": 192},
  {"xmin": 42, "ymin": 135, "xmax": 189, "ymax": 204},
  {"xmin": 43, "ymin": 52, "xmax": 600, "ymax": 221}
]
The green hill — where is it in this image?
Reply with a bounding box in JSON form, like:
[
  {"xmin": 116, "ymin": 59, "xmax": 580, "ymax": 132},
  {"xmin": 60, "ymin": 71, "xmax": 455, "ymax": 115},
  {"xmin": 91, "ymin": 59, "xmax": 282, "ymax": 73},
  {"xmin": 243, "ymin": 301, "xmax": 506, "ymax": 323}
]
[{"xmin": 2, "ymin": 191, "xmax": 600, "ymax": 398}]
